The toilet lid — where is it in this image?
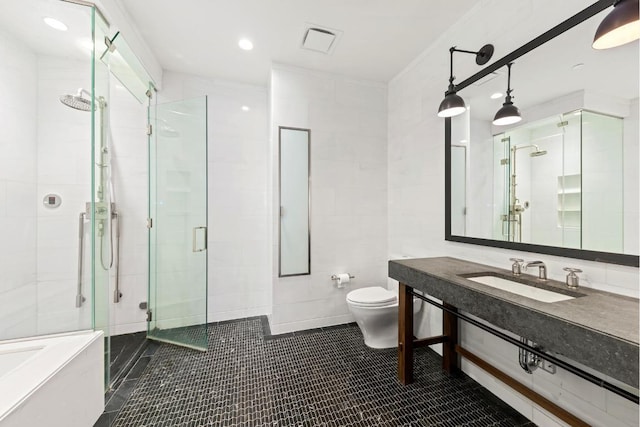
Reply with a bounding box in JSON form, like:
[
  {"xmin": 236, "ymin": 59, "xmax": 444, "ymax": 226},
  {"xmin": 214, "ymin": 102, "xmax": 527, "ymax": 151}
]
[{"xmin": 347, "ymin": 287, "xmax": 397, "ymax": 306}]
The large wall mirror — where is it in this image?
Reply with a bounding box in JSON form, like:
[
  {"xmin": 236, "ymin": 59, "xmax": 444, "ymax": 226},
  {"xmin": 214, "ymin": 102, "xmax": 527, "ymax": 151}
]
[
  {"xmin": 279, "ymin": 127, "xmax": 311, "ymax": 276},
  {"xmin": 446, "ymin": 1, "xmax": 639, "ymax": 267}
]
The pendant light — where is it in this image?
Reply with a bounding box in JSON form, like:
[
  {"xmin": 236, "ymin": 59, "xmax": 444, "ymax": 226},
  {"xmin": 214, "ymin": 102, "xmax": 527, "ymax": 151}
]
[
  {"xmin": 593, "ymin": 0, "xmax": 640, "ymax": 50},
  {"xmin": 437, "ymin": 44, "xmax": 494, "ymax": 118},
  {"xmin": 493, "ymin": 62, "xmax": 522, "ymax": 126}
]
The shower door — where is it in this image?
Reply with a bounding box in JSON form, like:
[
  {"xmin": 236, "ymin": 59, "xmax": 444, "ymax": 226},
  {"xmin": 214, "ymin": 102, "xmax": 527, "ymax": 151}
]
[{"xmin": 147, "ymin": 96, "xmax": 208, "ymax": 351}]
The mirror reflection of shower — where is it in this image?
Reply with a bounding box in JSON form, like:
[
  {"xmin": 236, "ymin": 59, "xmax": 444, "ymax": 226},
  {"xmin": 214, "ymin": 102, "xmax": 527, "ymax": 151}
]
[
  {"xmin": 60, "ymin": 88, "xmax": 121, "ymax": 306},
  {"xmin": 506, "ymin": 143, "xmax": 547, "ymax": 242}
]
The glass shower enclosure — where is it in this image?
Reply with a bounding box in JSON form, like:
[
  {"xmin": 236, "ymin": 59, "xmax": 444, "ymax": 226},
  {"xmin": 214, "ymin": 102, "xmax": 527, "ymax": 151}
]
[
  {"xmin": 0, "ymin": 0, "xmax": 112, "ymax": 387},
  {"xmin": 492, "ymin": 109, "xmax": 623, "ymax": 252}
]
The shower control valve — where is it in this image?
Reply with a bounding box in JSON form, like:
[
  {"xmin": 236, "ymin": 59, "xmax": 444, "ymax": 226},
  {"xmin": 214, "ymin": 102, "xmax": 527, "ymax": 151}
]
[
  {"xmin": 563, "ymin": 267, "xmax": 582, "ymax": 289},
  {"xmin": 509, "ymin": 258, "xmax": 524, "ymax": 275}
]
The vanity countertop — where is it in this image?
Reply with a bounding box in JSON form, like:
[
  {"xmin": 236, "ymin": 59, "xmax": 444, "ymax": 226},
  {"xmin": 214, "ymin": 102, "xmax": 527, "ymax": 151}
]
[{"xmin": 389, "ymin": 256, "xmax": 639, "ymax": 388}]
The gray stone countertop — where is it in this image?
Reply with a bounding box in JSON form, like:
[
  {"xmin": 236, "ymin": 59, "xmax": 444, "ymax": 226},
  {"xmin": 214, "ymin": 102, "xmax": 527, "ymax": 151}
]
[{"xmin": 388, "ymin": 256, "xmax": 639, "ymax": 388}]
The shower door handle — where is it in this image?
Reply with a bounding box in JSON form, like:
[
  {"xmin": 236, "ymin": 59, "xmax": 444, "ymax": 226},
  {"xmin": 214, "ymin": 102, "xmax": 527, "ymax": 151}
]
[{"xmin": 192, "ymin": 226, "xmax": 207, "ymax": 252}]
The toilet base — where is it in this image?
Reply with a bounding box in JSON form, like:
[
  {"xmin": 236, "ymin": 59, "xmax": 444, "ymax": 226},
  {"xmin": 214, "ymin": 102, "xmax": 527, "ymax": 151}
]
[{"xmin": 348, "ymin": 300, "xmax": 421, "ymax": 349}]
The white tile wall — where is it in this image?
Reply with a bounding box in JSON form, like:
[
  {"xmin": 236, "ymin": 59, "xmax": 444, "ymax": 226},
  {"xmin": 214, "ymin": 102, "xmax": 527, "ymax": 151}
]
[
  {"xmin": 269, "ymin": 65, "xmax": 388, "ymax": 334},
  {"xmin": 0, "ymin": 29, "xmax": 38, "ymax": 340},
  {"xmin": 388, "ymin": 0, "xmax": 639, "ymax": 425},
  {"xmin": 36, "ymin": 55, "xmax": 93, "ymax": 335}
]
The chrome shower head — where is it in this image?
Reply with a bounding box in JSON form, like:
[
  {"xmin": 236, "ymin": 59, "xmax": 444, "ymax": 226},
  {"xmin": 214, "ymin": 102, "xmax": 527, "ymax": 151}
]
[
  {"xmin": 530, "ymin": 149, "xmax": 547, "ymax": 157},
  {"xmin": 59, "ymin": 88, "xmax": 101, "ymax": 111}
]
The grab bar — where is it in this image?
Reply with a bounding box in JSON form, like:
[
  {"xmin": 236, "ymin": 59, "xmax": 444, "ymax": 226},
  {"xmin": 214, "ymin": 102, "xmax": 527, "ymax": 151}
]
[
  {"xmin": 76, "ymin": 212, "xmax": 86, "ymax": 308},
  {"xmin": 113, "ymin": 211, "xmax": 122, "ymax": 303}
]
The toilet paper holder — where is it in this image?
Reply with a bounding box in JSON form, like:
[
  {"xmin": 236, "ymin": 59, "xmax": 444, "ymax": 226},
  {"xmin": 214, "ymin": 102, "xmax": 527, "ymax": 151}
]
[{"xmin": 331, "ymin": 274, "xmax": 355, "ymax": 280}]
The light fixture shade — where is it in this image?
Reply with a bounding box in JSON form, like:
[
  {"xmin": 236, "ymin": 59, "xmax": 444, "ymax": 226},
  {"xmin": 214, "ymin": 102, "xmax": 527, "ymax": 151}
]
[
  {"xmin": 437, "ymin": 92, "xmax": 466, "ymax": 118},
  {"xmin": 493, "ymin": 102, "xmax": 522, "ymax": 126},
  {"xmin": 593, "ymin": 0, "xmax": 640, "ymax": 49}
]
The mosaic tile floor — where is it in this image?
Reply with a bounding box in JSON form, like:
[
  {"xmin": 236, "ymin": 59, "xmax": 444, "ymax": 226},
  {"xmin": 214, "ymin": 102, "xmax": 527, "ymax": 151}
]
[{"xmin": 112, "ymin": 318, "xmax": 535, "ymax": 426}]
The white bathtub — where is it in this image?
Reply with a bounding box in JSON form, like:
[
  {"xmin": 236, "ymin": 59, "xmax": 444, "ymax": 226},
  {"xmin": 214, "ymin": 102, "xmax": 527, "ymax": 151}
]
[{"xmin": 0, "ymin": 330, "xmax": 104, "ymax": 427}]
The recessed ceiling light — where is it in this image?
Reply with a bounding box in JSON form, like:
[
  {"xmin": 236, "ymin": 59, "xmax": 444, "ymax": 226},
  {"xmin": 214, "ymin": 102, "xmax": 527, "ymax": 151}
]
[
  {"xmin": 238, "ymin": 38, "xmax": 253, "ymax": 51},
  {"xmin": 241, "ymin": 105, "xmax": 250, "ymax": 112},
  {"xmin": 490, "ymin": 92, "xmax": 503, "ymax": 99},
  {"xmin": 44, "ymin": 17, "xmax": 67, "ymax": 31},
  {"xmin": 460, "ymin": 139, "xmax": 468, "ymax": 143}
]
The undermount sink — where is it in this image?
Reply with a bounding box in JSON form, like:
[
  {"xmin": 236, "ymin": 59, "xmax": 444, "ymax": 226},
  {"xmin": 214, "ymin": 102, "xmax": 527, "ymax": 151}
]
[{"xmin": 464, "ymin": 275, "xmax": 575, "ymax": 303}]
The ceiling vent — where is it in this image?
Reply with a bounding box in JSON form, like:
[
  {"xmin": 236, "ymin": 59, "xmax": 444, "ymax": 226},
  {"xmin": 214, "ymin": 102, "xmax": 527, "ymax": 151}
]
[{"xmin": 301, "ymin": 24, "xmax": 342, "ymax": 54}]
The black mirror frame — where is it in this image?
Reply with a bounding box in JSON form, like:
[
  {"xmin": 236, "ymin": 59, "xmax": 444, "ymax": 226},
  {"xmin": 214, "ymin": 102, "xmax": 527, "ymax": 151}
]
[{"xmin": 444, "ymin": 0, "xmax": 639, "ymax": 267}]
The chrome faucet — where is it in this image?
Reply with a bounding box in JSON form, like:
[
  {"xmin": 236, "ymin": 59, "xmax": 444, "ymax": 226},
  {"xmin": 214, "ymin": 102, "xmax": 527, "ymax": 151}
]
[{"xmin": 523, "ymin": 261, "xmax": 547, "ymax": 280}]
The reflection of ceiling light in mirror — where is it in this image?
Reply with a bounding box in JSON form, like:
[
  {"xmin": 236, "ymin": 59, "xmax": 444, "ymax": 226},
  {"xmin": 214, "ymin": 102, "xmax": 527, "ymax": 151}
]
[
  {"xmin": 44, "ymin": 17, "xmax": 67, "ymax": 31},
  {"xmin": 572, "ymin": 63, "xmax": 585, "ymax": 70},
  {"xmin": 241, "ymin": 105, "xmax": 250, "ymax": 111},
  {"xmin": 490, "ymin": 92, "xmax": 503, "ymax": 99},
  {"xmin": 238, "ymin": 38, "xmax": 254, "ymax": 50}
]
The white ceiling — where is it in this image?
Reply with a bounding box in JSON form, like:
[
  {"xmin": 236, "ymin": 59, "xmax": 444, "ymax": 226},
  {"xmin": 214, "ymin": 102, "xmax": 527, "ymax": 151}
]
[{"xmin": 120, "ymin": 0, "xmax": 477, "ymax": 86}]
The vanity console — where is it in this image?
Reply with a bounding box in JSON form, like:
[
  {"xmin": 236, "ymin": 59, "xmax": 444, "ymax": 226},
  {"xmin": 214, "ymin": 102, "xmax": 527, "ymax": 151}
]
[{"xmin": 389, "ymin": 257, "xmax": 639, "ymax": 426}]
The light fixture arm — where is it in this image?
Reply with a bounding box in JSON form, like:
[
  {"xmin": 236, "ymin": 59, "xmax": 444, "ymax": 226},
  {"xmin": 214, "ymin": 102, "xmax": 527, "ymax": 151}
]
[
  {"xmin": 446, "ymin": 44, "xmax": 495, "ymax": 93},
  {"xmin": 505, "ymin": 62, "xmax": 514, "ymax": 103}
]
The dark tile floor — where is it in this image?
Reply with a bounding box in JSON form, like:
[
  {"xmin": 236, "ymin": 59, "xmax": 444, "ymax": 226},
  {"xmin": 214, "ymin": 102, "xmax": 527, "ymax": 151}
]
[
  {"xmin": 94, "ymin": 334, "xmax": 160, "ymax": 427},
  {"xmin": 107, "ymin": 317, "xmax": 534, "ymax": 427},
  {"xmin": 109, "ymin": 331, "xmax": 148, "ymax": 386}
]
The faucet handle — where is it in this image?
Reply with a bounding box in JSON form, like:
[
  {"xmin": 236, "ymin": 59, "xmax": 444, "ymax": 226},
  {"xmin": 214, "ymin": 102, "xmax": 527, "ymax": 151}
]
[
  {"xmin": 509, "ymin": 258, "xmax": 524, "ymax": 275},
  {"xmin": 563, "ymin": 267, "xmax": 582, "ymax": 289}
]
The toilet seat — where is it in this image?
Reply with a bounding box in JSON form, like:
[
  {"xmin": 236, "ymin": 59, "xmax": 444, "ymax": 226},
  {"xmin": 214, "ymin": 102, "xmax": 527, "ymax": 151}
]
[{"xmin": 347, "ymin": 286, "xmax": 397, "ymax": 307}]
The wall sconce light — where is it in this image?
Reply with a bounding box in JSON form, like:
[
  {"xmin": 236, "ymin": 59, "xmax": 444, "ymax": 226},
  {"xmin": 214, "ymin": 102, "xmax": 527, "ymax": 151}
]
[
  {"xmin": 437, "ymin": 44, "xmax": 494, "ymax": 118},
  {"xmin": 493, "ymin": 62, "xmax": 522, "ymax": 126},
  {"xmin": 593, "ymin": 0, "xmax": 639, "ymax": 49}
]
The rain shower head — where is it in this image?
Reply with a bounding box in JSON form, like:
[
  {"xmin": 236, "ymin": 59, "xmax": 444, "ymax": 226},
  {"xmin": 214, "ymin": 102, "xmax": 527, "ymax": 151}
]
[
  {"xmin": 60, "ymin": 88, "xmax": 93, "ymax": 111},
  {"xmin": 59, "ymin": 88, "xmax": 105, "ymax": 111},
  {"xmin": 513, "ymin": 144, "xmax": 547, "ymax": 157}
]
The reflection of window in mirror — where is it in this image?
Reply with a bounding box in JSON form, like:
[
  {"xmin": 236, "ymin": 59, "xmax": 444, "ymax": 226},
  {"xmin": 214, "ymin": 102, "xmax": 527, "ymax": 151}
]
[{"xmin": 279, "ymin": 127, "xmax": 310, "ymax": 277}]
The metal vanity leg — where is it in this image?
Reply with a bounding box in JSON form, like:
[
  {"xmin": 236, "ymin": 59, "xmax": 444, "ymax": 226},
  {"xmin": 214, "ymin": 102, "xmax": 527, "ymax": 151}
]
[
  {"xmin": 398, "ymin": 282, "xmax": 414, "ymax": 384},
  {"xmin": 443, "ymin": 303, "xmax": 460, "ymax": 374}
]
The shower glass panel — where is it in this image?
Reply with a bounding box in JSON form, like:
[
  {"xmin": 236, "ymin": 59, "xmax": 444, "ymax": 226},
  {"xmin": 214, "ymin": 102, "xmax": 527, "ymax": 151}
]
[
  {"xmin": 148, "ymin": 96, "xmax": 208, "ymax": 351},
  {"xmin": 279, "ymin": 127, "xmax": 310, "ymax": 277},
  {"xmin": 0, "ymin": 0, "xmax": 112, "ymax": 388},
  {"xmin": 91, "ymin": 5, "xmax": 112, "ymax": 388},
  {"xmin": 581, "ymin": 111, "xmax": 623, "ymax": 253},
  {"xmin": 104, "ymin": 31, "xmax": 154, "ymax": 103}
]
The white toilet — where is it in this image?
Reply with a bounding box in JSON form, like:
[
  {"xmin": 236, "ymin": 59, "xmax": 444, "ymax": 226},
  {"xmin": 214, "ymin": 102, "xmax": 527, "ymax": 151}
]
[{"xmin": 346, "ymin": 286, "xmax": 422, "ymax": 349}]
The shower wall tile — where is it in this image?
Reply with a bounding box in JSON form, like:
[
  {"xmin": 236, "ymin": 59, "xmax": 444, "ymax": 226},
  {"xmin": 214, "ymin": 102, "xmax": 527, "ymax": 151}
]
[
  {"xmin": 269, "ymin": 65, "xmax": 388, "ymax": 334},
  {"xmin": 35, "ymin": 55, "xmax": 92, "ymax": 336},
  {"xmin": 387, "ymin": 1, "xmax": 639, "ymax": 425},
  {"xmin": 0, "ymin": 29, "xmax": 38, "ymax": 340}
]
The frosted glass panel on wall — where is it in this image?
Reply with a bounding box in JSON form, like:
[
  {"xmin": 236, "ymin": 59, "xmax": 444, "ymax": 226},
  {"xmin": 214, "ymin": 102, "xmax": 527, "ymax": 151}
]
[
  {"xmin": 450, "ymin": 146, "xmax": 466, "ymax": 236},
  {"xmin": 279, "ymin": 127, "xmax": 310, "ymax": 277}
]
